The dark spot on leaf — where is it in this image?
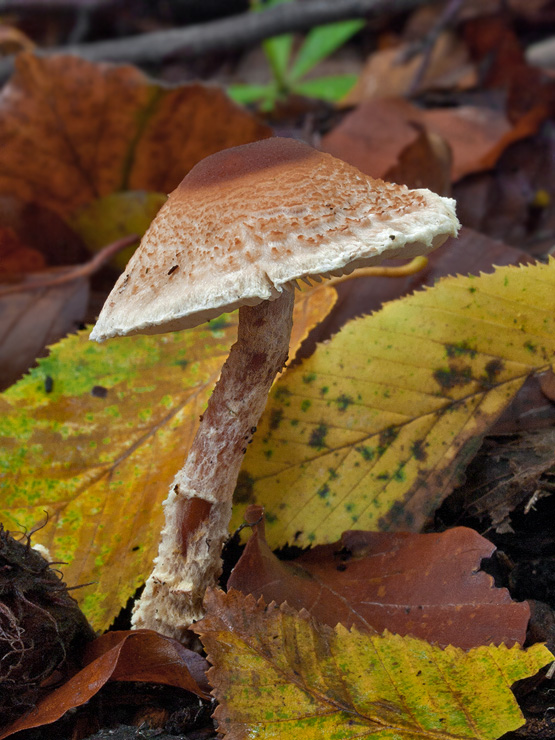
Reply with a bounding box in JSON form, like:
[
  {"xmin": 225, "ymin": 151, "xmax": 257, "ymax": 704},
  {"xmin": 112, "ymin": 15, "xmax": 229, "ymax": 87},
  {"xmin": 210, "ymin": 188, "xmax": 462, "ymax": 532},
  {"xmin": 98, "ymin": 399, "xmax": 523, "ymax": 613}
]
[
  {"xmin": 445, "ymin": 341, "xmax": 477, "ymax": 359},
  {"xmin": 411, "ymin": 439, "xmax": 427, "ymax": 461},
  {"xmin": 335, "ymin": 394, "xmax": 354, "ymax": 411},
  {"xmin": 377, "ymin": 472, "xmax": 389, "ymax": 481},
  {"xmin": 524, "ymin": 340, "xmax": 537, "ymax": 354},
  {"xmin": 317, "ymin": 484, "xmax": 330, "ymax": 499},
  {"xmin": 380, "ymin": 502, "xmax": 414, "ymax": 529},
  {"xmin": 209, "ymin": 316, "xmax": 230, "ymax": 332},
  {"xmin": 320, "ymin": 386, "xmax": 329, "ymax": 395},
  {"xmin": 433, "ymin": 363, "xmax": 473, "ymax": 389},
  {"xmin": 44, "ymin": 376, "xmax": 53, "ymax": 393},
  {"xmin": 377, "ymin": 427, "xmax": 398, "ymax": 456},
  {"xmin": 356, "ymin": 445, "xmax": 374, "ymax": 461},
  {"xmin": 175, "ymin": 359, "xmax": 189, "ymax": 369},
  {"xmin": 274, "ymin": 386, "xmax": 292, "ymax": 402},
  {"xmin": 303, "ymin": 372, "xmax": 317, "ymax": 384},
  {"xmin": 480, "ymin": 358, "xmax": 504, "ymax": 389},
  {"xmin": 91, "ymin": 385, "xmax": 107, "ymax": 398},
  {"xmin": 167, "ymin": 265, "xmax": 179, "ymax": 276},
  {"xmin": 266, "ymin": 511, "xmax": 277, "ymax": 524},
  {"xmin": 269, "ymin": 408, "xmax": 283, "ymax": 430},
  {"xmin": 309, "ymin": 423, "xmax": 328, "ymax": 449},
  {"xmin": 336, "ymin": 563, "xmax": 347, "ymax": 571},
  {"xmin": 393, "ymin": 465, "xmax": 406, "ymax": 482},
  {"xmin": 131, "ymin": 546, "xmax": 140, "ymax": 552},
  {"xmin": 234, "ymin": 471, "xmax": 255, "ymax": 504}
]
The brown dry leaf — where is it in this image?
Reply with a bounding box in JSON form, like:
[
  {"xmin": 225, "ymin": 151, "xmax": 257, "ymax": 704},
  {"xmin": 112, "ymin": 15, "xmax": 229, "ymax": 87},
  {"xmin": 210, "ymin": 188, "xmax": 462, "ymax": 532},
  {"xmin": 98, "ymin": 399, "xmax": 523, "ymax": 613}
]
[
  {"xmin": 343, "ymin": 32, "xmax": 473, "ymax": 105},
  {"xmin": 0, "ymin": 53, "xmax": 270, "ymax": 220},
  {"xmin": 229, "ymin": 506, "xmax": 530, "ymax": 649},
  {"xmin": 0, "ymin": 25, "xmax": 35, "ymax": 55},
  {"xmin": 322, "ymin": 97, "xmax": 545, "ymax": 186},
  {"xmin": 445, "ymin": 429, "xmax": 555, "ymax": 533},
  {"xmin": 0, "ymin": 630, "xmax": 210, "ymax": 740},
  {"xmin": 0, "ymin": 269, "xmax": 88, "ymax": 390},
  {"xmin": 0, "ymin": 226, "xmax": 45, "ymax": 275}
]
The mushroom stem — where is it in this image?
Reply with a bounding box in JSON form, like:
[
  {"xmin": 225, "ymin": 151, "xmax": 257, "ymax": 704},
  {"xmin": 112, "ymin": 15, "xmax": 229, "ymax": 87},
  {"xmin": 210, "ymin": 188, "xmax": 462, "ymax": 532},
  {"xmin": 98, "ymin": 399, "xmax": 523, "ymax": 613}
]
[{"xmin": 131, "ymin": 289, "xmax": 295, "ymax": 641}]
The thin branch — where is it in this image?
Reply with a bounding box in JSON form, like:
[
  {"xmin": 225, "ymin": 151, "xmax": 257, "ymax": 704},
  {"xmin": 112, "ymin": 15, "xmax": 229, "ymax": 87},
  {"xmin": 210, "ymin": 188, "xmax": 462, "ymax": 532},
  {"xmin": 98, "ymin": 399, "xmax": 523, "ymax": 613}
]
[
  {"xmin": 0, "ymin": 0, "xmax": 443, "ymax": 83},
  {"xmin": 0, "ymin": 234, "xmax": 137, "ymax": 297}
]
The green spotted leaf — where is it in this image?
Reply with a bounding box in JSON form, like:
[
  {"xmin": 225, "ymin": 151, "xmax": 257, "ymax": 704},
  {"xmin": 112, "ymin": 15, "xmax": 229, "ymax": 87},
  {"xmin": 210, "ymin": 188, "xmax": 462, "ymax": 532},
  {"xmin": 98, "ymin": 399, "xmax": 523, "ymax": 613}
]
[
  {"xmin": 233, "ymin": 259, "xmax": 555, "ymax": 545},
  {"xmin": 0, "ymin": 286, "xmax": 335, "ymax": 630},
  {"xmin": 196, "ymin": 588, "xmax": 553, "ymax": 740}
]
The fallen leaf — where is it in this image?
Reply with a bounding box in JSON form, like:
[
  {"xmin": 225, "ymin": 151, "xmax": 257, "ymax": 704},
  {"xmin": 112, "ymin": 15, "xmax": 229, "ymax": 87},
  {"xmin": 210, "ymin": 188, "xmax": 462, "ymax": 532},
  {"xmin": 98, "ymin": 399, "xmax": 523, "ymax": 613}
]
[
  {"xmin": 0, "ymin": 236, "xmax": 136, "ymax": 391},
  {"xmin": 444, "ymin": 429, "xmax": 555, "ymax": 533},
  {"xmin": 0, "ymin": 53, "xmax": 271, "ymax": 221},
  {"xmin": 0, "ymin": 285, "xmax": 336, "ymax": 630},
  {"xmin": 68, "ymin": 191, "xmax": 167, "ymax": 268},
  {"xmin": 0, "ymin": 270, "xmax": 88, "ymax": 390},
  {"xmin": 196, "ymin": 588, "xmax": 553, "ymax": 740},
  {"xmin": 229, "ymin": 509, "xmax": 530, "ymax": 649},
  {"xmin": 322, "ymin": 97, "xmax": 544, "ymax": 185},
  {"xmin": 0, "ymin": 630, "xmax": 209, "ymax": 740},
  {"xmin": 0, "ymin": 226, "xmax": 45, "ymax": 275},
  {"xmin": 343, "ymin": 32, "xmax": 473, "ymax": 105},
  {"xmin": 231, "ymin": 259, "xmax": 555, "ymax": 545},
  {"xmin": 301, "ymin": 227, "xmax": 531, "ymax": 359}
]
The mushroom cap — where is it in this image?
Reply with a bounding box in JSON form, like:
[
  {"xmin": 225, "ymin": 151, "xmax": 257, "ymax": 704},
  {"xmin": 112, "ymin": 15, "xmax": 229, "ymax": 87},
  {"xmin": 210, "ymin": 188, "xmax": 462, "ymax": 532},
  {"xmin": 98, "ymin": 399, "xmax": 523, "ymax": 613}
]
[{"xmin": 90, "ymin": 137, "xmax": 459, "ymax": 341}]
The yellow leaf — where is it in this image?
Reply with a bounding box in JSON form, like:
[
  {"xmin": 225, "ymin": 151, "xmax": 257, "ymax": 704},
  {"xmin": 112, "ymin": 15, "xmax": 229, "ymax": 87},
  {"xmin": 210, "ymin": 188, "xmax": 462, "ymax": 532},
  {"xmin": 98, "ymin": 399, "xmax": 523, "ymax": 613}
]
[
  {"xmin": 197, "ymin": 589, "xmax": 553, "ymax": 740},
  {"xmin": 0, "ymin": 286, "xmax": 335, "ymax": 630},
  {"xmin": 233, "ymin": 259, "xmax": 555, "ymax": 544}
]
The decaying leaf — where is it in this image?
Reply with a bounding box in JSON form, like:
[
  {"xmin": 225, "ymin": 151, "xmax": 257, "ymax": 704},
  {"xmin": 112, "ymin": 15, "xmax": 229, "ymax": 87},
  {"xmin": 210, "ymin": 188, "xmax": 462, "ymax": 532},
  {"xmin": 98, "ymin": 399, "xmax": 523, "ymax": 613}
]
[
  {"xmin": 231, "ymin": 259, "xmax": 555, "ymax": 546},
  {"xmin": 343, "ymin": 32, "xmax": 474, "ymax": 105},
  {"xmin": 196, "ymin": 588, "xmax": 553, "ymax": 740},
  {"xmin": 0, "ymin": 630, "xmax": 209, "ymax": 740},
  {"xmin": 0, "ymin": 53, "xmax": 271, "ymax": 221},
  {"xmin": 0, "ymin": 285, "xmax": 335, "ymax": 630},
  {"xmin": 228, "ymin": 508, "xmax": 530, "ymax": 649},
  {"xmin": 446, "ymin": 428, "xmax": 555, "ymax": 533}
]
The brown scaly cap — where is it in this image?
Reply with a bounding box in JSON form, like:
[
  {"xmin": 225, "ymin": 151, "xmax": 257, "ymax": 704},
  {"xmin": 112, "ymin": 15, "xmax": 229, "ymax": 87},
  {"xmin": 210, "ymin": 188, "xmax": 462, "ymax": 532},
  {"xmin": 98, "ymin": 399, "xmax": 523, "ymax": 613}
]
[{"xmin": 90, "ymin": 137, "xmax": 459, "ymax": 342}]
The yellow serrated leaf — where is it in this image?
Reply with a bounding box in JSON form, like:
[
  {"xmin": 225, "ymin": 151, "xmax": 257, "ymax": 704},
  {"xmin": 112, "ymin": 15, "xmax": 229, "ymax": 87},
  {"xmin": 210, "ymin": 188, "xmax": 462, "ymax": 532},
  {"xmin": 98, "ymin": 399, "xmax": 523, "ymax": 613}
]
[
  {"xmin": 0, "ymin": 286, "xmax": 335, "ymax": 630},
  {"xmin": 232, "ymin": 259, "xmax": 555, "ymax": 544},
  {"xmin": 197, "ymin": 589, "xmax": 553, "ymax": 740}
]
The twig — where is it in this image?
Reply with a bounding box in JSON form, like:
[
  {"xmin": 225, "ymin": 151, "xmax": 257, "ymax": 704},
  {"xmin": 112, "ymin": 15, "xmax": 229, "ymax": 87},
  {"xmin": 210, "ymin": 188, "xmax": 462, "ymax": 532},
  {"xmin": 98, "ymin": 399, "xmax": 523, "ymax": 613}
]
[
  {"xmin": 405, "ymin": 0, "xmax": 465, "ymax": 96},
  {"xmin": 0, "ymin": 0, "xmax": 443, "ymax": 83},
  {"xmin": 0, "ymin": 234, "xmax": 137, "ymax": 297}
]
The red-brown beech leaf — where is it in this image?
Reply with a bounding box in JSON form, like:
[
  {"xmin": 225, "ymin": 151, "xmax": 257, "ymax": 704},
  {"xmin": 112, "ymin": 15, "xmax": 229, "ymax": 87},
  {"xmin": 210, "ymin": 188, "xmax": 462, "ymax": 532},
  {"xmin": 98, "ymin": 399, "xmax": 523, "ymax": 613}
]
[
  {"xmin": 0, "ymin": 630, "xmax": 210, "ymax": 739},
  {"xmin": 228, "ymin": 506, "xmax": 530, "ymax": 650}
]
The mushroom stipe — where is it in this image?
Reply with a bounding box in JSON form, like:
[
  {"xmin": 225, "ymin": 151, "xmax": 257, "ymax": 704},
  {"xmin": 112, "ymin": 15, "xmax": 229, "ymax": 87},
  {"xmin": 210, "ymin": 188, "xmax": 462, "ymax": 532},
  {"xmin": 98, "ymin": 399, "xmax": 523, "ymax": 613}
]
[{"xmin": 90, "ymin": 137, "xmax": 459, "ymax": 642}]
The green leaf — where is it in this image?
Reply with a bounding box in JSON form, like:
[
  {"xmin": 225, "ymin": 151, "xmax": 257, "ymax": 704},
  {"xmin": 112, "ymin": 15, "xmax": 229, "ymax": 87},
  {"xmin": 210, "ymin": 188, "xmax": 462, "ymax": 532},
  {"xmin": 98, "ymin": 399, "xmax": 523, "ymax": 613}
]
[
  {"xmin": 226, "ymin": 82, "xmax": 278, "ymax": 106},
  {"xmin": 232, "ymin": 259, "xmax": 555, "ymax": 546},
  {"xmin": 290, "ymin": 20, "xmax": 365, "ymax": 80},
  {"xmin": 293, "ymin": 73, "xmax": 359, "ymax": 102},
  {"xmin": 263, "ymin": 35, "xmax": 294, "ymax": 87},
  {"xmin": 197, "ymin": 589, "xmax": 554, "ymax": 740}
]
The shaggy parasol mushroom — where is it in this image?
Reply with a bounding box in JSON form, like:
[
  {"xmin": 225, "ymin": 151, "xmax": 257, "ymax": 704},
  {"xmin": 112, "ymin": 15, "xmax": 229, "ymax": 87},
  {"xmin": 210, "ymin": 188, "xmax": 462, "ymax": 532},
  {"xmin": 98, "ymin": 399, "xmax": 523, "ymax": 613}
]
[{"xmin": 90, "ymin": 137, "xmax": 459, "ymax": 641}]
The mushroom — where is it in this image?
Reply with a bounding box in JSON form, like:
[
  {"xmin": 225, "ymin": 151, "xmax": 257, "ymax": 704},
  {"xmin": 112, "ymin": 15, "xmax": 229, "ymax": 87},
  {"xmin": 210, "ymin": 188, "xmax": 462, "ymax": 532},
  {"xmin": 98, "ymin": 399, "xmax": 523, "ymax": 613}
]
[{"xmin": 90, "ymin": 137, "xmax": 459, "ymax": 641}]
